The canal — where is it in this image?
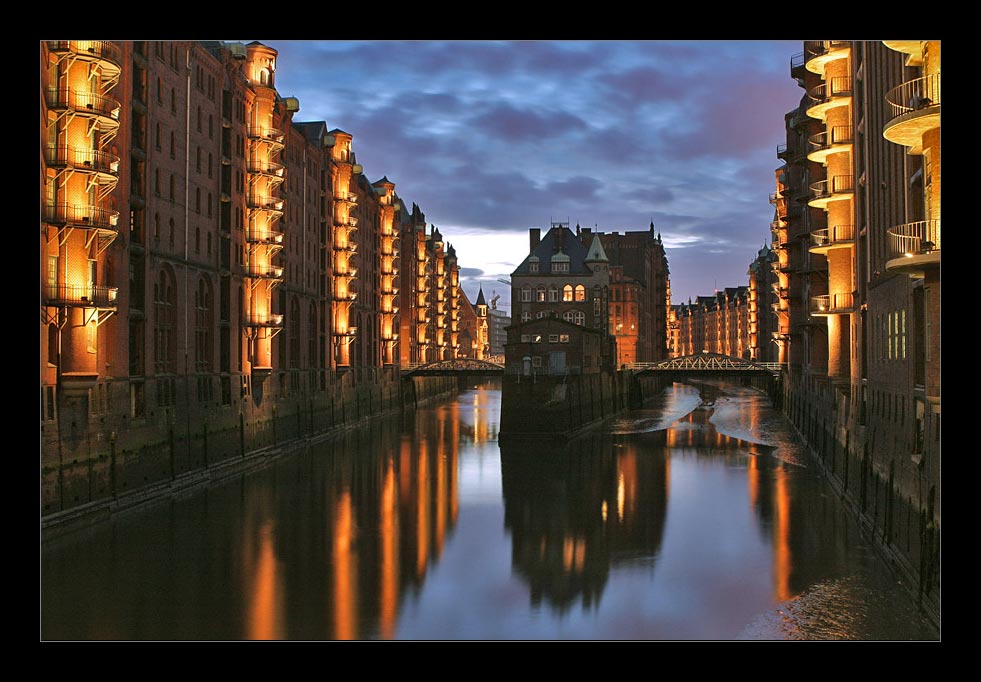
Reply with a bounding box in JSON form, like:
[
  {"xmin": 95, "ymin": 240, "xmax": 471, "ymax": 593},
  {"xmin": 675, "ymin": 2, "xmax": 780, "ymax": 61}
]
[{"xmin": 41, "ymin": 381, "xmax": 939, "ymax": 640}]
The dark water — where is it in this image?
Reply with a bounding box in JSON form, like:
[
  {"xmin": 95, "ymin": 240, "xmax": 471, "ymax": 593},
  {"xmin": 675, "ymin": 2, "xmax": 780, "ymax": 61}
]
[{"xmin": 41, "ymin": 381, "xmax": 939, "ymax": 640}]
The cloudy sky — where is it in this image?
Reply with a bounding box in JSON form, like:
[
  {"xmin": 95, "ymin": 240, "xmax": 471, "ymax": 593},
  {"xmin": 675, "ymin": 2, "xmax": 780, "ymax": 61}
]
[{"xmin": 266, "ymin": 40, "xmax": 805, "ymax": 313}]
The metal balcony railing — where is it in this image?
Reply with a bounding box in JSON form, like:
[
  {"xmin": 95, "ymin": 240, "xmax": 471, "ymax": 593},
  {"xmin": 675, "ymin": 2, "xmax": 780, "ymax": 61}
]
[
  {"xmin": 43, "ymin": 203, "xmax": 120, "ymax": 229},
  {"xmin": 807, "ymin": 76, "xmax": 853, "ymax": 108},
  {"xmin": 810, "ymin": 224, "xmax": 855, "ymax": 247},
  {"xmin": 808, "ymin": 125, "xmax": 854, "ymax": 152},
  {"xmin": 335, "ymin": 193, "xmax": 358, "ymax": 205},
  {"xmin": 810, "ymin": 175, "xmax": 854, "ymax": 201},
  {"xmin": 887, "ymin": 220, "xmax": 941, "ymax": 258},
  {"xmin": 247, "ymin": 194, "xmax": 284, "ymax": 212},
  {"xmin": 247, "ymin": 161, "xmax": 285, "ymax": 177},
  {"xmin": 45, "ymin": 87, "xmax": 121, "ymax": 121},
  {"xmin": 811, "ymin": 292, "xmax": 855, "ymax": 315},
  {"xmin": 247, "ymin": 127, "xmax": 285, "ymax": 144},
  {"xmin": 246, "ymin": 228, "xmax": 284, "ymax": 245},
  {"xmin": 43, "ymin": 283, "xmax": 118, "ymax": 308},
  {"xmin": 886, "ymin": 74, "xmax": 940, "ymax": 119},
  {"xmin": 243, "ymin": 313, "xmax": 284, "ymax": 327},
  {"xmin": 44, "ymin": 146, "xmax": 120, "ymax": 175},
  {"xmin": 805, "ymin": 40, "xmax": 850, "ymax": 64},
  {"xmin": 47, "ymin": 40, "xmax": 122, "ymax": 66},
  {"xmin": 245, "ymin": 265, "xmax": 284, "ymax": 279}
]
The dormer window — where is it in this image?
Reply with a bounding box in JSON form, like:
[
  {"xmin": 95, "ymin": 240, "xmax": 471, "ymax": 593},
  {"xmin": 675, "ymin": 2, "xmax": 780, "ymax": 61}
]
[
  {"xmin": 552, "ymin": 261, "xmax": 569, "ymax": 273},
  {"xmin": 529, "ymin": 262, "xmax": 538, "ymax": 273}
]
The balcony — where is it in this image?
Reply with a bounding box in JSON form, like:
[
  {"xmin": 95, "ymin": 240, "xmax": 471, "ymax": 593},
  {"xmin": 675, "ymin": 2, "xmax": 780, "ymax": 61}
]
[
  {"xmin": 247, "ymin": 126, "xmax": 285, "ymax": 146},
  {"xmin": 334, "ymin": 292, "xmax": 358, "ymax": 303},
  {"xmin": 245, "ymin": 264, "xmax": 284, "ymax": 280},
  {"xmin": 791, "ymin": 51, "xmax": 807, "ymax": 80},
  {"xmin": 247, "ymin": 160, "xmax": 286, "ymax": 179},
  {"xmin": 808, "ymin": 174, "xmax": 854, "ymax": 208},
  {"xmin": 43, "ymin": 203, "xmax": 120, "ymax": 231},
  {"xmin": 44, "ymin": 146, "xmax": 120, "ymax": 181},
  {"xmin": 247, "ymin": 194, "xmax": 284, "ymax": 214},
  {"xmin": 44, "ymin": 87, "xmax": 120, "ymax": 131},
  {"xmin": 243, "ymin": 313, "xmax": 284, "ymax": 328},
  {"xmin": 808, "ymin": 224, "xmax": 855, "ymax": 254},
  {"xmin": 47, "ymin": 41, "xmax": 121, "ymax": 74},
  {"xmin": 43, "ymin": 283, "xmax": 118, "ymax": 308},
  {"xmin": 246, "ymin": 228, "xmax": 284, "ymax": 246},
  {"xmin": 884, "ymin": 74, "xmax": 940, "ymax": 153},
  {"xmin": 334, "ymin": 243, "xmax": 358, "ymax": 254},
  {"xmin": 334, "ymin": 267, "xmax": 357, "ymax": 279},
  {"xmin": 805, "ymin": 76, "xmax": 853, "ymax": 120},
  {"xmin": 804, "ymin": 40, "xmax": 851, "ymax": 74},
  {"xmin": 807, "ymin": 125, "xmax": 854, "ymax": 163},
  {"xmin": 334, "ymin": 192, "xmax": 358, "ymax": 206},
  {"xmin": 776, "ymin": 144, "xmax": 792, "ymax": 161},
  {"xmin": 885, "ymin": 220, "xmax": 940, "ymax": 276},
  {"xmin": 810, "ymin": 292, "xmax": 855, "ymax": 316}
]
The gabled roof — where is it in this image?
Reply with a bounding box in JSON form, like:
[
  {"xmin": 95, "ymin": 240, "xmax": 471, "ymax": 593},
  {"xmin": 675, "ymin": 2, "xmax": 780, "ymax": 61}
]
[
  {"xmin": 584, "ymin": 234, "xmax": 609, "ymax": 263},
  {"xmin": 512, "ymin": 226, "xmax": 593, "ymax": 276}
]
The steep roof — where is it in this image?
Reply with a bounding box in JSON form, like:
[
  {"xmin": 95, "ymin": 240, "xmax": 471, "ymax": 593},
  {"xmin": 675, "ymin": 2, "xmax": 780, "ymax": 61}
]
[
  {"xmin": 584, "ymin": 234, "xmax": 609, "ymax": 263},
  {"xmin": 476, "ymin": 286, "xmax": 486, "ymax": 306},
  {"xmin": 511, "ymin": 226, "xmax": 593, "ymax": 276}
]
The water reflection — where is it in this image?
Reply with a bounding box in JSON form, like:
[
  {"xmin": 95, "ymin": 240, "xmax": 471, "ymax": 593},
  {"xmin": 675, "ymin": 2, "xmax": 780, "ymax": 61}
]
[
  {"xmin": 500, "ymin": 434, "xmax": 669, "ymax": 612},
  {"xmin": 41, "ymin": 381, "xmax": 937, "ymax": 640}
]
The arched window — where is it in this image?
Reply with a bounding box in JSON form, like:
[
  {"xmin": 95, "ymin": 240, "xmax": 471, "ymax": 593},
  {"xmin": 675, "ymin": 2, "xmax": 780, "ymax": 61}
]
[
  {"xmin": 289, "ymin": 296, "xmax": 301, "ymax": 369},
  {"xmin": 548, "ymin": 286, "xmax": 558, "ymax": 302},
  {"xmin": 521, "ymin": 286, "xmax": 532, "ymax": 302},
  {"xmin": 154, "ymin": 268, "xmax": 176, "ymax": 373},
  {"xmin": 195, "ymin": 277, "xmax": 212, "ymax": 373},
  {"xmin": 573, "ymin": 311, "xmax": 585, "ymax": 326},
  {"xmin": 259, "ymin": 69, "xmax": 270, "ymax": 86},
  {"xmin": 563, "ymin": 285, "xmax": 574, "ymax": 302},
  {"xmin": 536, "ymin": 286, "xmax": 546, "ymax": 302},
  {"xmin": 308, "ymin": 303, "xmax": 318, "ymax": 370},
  {"xmin": 575, "ymin": 284, "xmax": 586, "ymax": 302},
  {"xmin": 536, "ymin": 310, "xmax": 548, "ymax": 319},
  {"xmin": 563, "ymin": 311, "xmax": 575, "ymax": 323},
  {"xmin": 521, "ymin": 311, "xmax": 531, "ymax": 322}
]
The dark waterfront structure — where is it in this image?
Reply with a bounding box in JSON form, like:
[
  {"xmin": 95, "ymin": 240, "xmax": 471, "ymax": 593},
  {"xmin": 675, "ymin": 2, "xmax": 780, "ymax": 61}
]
[
  {"xmin": 772, "ymin": 41, "xmax": 940, "ymax": 621},
  {"xmin": 40, "ymin": 41, "xmax": 469, "ymax": 524}
]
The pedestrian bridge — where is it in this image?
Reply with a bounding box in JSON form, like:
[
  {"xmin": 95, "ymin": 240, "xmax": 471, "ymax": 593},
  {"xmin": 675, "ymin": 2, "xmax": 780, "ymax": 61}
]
[
  {"xmin": 402, "ymin": 358, "xmax": 505, "ymax": 376},
  {"xmin": 627, "ymin": 353, "xmax": 784, "ymax": 378}
]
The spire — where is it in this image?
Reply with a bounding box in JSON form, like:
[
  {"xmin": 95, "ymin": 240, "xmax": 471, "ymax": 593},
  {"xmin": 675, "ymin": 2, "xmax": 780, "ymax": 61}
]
[
  {"xmin": 584, "ymin": 234, "xmax": 609, "ymax": 263},
  {"xmin": 476, "ymin": 284, "xmax": 487, "ymax": 307}
]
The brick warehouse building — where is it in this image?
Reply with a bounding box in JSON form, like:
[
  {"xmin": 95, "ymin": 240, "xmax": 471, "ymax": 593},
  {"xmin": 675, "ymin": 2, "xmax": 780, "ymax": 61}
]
[
  {"xmin": 41, "ymin": 41, "xmax": 469, "ymax": 517},
  {"xmin": 773, "ymin": 40, "xmax": 940, "ymax": 615}
]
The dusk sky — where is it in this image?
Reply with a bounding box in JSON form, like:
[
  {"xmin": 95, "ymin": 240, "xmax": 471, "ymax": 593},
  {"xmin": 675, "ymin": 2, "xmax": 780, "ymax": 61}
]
[{"xmin": 265, "ymin": 40, "xmax": 805, "ymax": 314}]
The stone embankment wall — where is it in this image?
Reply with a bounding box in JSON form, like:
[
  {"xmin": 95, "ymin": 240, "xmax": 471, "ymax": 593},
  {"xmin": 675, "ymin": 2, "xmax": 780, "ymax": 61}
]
[
  {"xmin": 41, "ymin": 371, "xmax": 457, "ymax": 532},
  {"xmin": 782, "ymin": 373, "xmax": 940, "ymax": 625}
]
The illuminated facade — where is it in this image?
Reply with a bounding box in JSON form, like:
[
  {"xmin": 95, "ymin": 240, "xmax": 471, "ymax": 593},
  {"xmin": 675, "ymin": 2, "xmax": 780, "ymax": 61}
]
[
  {"xmin": 595, "ymin": 223, "xmax": 671, "ymax": 364},
  {"xmin": 748, "ymin": 244, "xmax": 779, "ymax": 363},
  {"xmin": 775, "ymin": 40, "xmax": 940, "ymax": 614},
  {"xmin": 41, "ymin": 40, "xmax": 468, "ymax": 518},
  {"xmin": 673, "ymin": 288, "xmax": 751, "ymax": 358}
]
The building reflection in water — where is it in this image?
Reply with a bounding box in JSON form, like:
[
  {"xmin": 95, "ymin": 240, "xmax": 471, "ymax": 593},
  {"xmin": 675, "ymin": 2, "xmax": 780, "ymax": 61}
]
[{"xmin": 499, "ymin": 433, "xmax": 670, "ymax": 612}]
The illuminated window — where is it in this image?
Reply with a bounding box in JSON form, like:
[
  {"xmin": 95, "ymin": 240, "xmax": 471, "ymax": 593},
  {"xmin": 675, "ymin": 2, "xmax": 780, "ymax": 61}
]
[
  {"xmin": 559, "ymin": 334, "xmax": 570, "ymax": 343},
  {"xmin": 563, "ymin": 285, "xmax": 574, "ymax": 302},
  {"xmin": 537, "ymin": 286, "xmax": 546, "ymax": 302},
  {"xmin": 575, "ymin": 284, "xmax": 586, "ymax": 302}
]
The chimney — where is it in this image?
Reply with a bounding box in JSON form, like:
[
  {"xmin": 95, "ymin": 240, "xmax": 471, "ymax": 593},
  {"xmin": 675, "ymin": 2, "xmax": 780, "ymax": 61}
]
[{"xmin": 529, "ymin": 227, "xmax": 540, "ymax": 253}]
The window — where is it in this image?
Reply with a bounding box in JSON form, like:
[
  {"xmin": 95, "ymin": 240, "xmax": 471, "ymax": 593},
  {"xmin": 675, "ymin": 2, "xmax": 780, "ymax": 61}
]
[
  {"xmin": 563, "ymin": 285, "xmax": 574, "ymax": 302},
  {"xmin": 154, "ymin": 269, "xmax": 175, "ymax": 373},
  {"xmin": 537, "ymin": 311, "xmax": 548, "ymax": 319},
  {"xmin": 548, "ymin": 334, "xmax": 559, "ymax": 343},
  {"xmin": 169, "ymin": 174, "xmax": 175, "ymax": 200},
  {"xmin": 170, "ymin": 131, "xmax": 175, "ymax": 158},
  {"xmin": 563, "ymin": 311, "xmax": 575, "ymax": 323},
  {"xmin": 575, "ymin": 284, "xmax": 586, "ymax": 302},
  {"xmin": 521, "ymin": 312, "xmax": 531, "ymax": 322},
  {"xmin": 573, "ymin": 311, "xmax": 585, "ymax": 326},
  {"xmin": 170, "ymin": 88, "xmax": 176, "ymax": 113},
  {"xmin": 529, "ymin": 262, "xmax": 538, "ymax": 273},
  {"xmin": 537, "ymin": 286, "xmax": 546, "ymax": 302},
  {"xmin": 521, "ymin": 286, "xmax": 532, "ymax": 302},
  {"xmin": 532, "ymin": 356, "xmax": 542, "ymax": 367},
  {"xmin": 559, "ymin": 334, "xmax": 570, "ymax": 343},
  {"xmin": 155, "ymin": 123, "xmax": 161, "ymax": 150},
  {"xmin": 521, "ymin": 334, "xmax": 531, "ymax": 342}
]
